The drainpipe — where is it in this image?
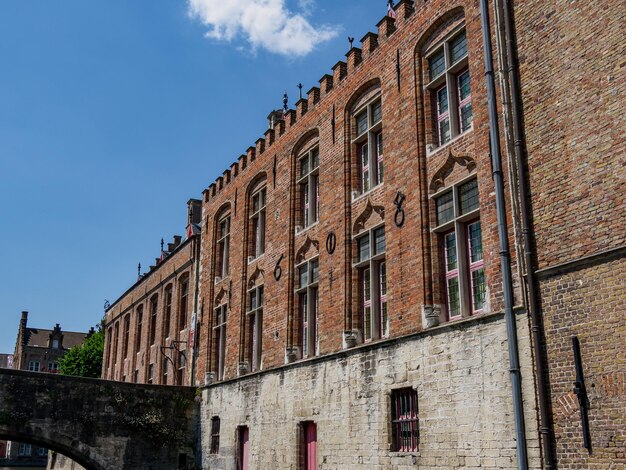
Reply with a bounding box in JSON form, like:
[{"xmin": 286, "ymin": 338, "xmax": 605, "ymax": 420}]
[
  {"xmin": 497, "ymin": 0, "xmax": 555, "ymax": 466},
  {"xmin": 479, "ymin": 0, "xmax": 528, "ymax": 469}
]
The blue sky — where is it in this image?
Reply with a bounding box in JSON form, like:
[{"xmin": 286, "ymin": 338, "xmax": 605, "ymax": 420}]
[{"xmin": 0, "ymin": 0, "xmax": 388, "ymax": 353}]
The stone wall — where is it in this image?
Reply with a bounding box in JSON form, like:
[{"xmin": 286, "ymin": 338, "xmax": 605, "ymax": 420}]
[{"xmin": 200, "ymin": 314, "xmax": 541, "ymax": 469}]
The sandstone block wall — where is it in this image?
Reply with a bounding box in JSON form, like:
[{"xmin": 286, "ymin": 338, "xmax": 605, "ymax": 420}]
[{"xmin": 200, "ymin": 314, "xmax": 541, "ymax": 470}]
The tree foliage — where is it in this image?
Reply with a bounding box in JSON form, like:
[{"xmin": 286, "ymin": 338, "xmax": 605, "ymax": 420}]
[{"xmin": 59, "ymin": 323, "xmax": 104, "ymax": 378}]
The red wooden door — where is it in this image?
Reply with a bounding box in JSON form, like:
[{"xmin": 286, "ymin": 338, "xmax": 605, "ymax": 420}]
[
  {"xmin": 305, "ymin": 422, "xmax": 317, "ymax": 470},
  {"xmin": 241, "ymin": 427, "xmax": 250, "ymax": 470}
]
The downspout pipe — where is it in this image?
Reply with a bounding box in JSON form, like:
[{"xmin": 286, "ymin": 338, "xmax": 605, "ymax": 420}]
[
  {"xmin": 479, "ymin": 1, "xmax": 529, "ymax": 469},
  {"xmin": 499, "ymin": 0, "xmax": 555, "ymax": 466}
]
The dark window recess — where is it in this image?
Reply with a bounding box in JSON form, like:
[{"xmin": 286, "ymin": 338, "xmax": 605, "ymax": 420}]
[
  {"xmin": 391, "ymin": 388, "xmax": 419, "ymax": 452},
  {"xmin": 210, "ymin": 416, "xmax": 220, "ymax": 454}
]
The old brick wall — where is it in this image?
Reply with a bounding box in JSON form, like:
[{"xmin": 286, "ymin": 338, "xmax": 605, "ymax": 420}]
[
  {"xmin": 195, "ymin": 0, "xmax": 524, "ymax": 384},
  {"xmin": 103, "ymin": 233, "xmax": 199, "ymax": 386},
  {"xmin": 538, "ymin": 254, "xmax": 626, "ymax": 469},
  {"xmin": 200, "ymin": 314, "xmax": 541, "ymax": 470}
]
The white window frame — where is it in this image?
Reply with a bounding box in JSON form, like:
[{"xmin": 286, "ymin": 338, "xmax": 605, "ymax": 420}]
[
  {"xmin": 425, "ymin": 26, "xmax": 472, "ymax": 149},
  {"xmin": 247, "ymin": 285, "xmax": 264, "ymax": 372},
  {"xmin": 18, "ymin": 443, "xmax": 31, "ymax": 456},
  {"xmin": 296, "ymin": 257, "xmax": 319, "ymax": 358},
  {"xmin": 249, "ymin": 187, "xmax": 267, "ymax": 260},
  {"xmin": 353, "ymin": 97, "xmax": 383, "ymax": 197},
  {"xmin": 214, "ymin": 303, "xmax": 227, "ymax": 380},
  {"xmin": 297, "ymin": 146, "xmax": 320, "ymax": 230},
  {"xmin": 353, "ymin": 225, "xmax": 388, "ymax": 341},
  {"xmin": 28, "ymin": 360, "xmax": 40, "ymax": 372},
  {"xmin": 432, "ymin": 176, "xmax": 485, "ymax": 319}
]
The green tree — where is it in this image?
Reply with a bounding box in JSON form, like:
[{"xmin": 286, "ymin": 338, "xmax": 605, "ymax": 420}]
[{"xmin": 59, "ymin": 322, "xmax": 104, "ymax": 378}]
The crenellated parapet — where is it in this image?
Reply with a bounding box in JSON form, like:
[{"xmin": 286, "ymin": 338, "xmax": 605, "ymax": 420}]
[{"xmin": 201, "ymin": 1, "xmax": 418, "ymax": 203}]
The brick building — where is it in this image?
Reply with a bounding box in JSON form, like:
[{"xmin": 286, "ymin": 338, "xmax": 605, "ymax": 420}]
[
  {"xmin": 3, "ymin": 312, "xmax": 92, "ymax": 467},
  {"xmin": 100, "ymin": 0, "xmax": 624, "ymax": 468},
  {"xmin": 102, "ymin": 199, "xmax": 202, "ymax": 386}
]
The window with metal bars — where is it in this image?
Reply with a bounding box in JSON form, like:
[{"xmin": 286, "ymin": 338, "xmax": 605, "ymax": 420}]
[
  {"xmin": 210, "ymin": 416, "xmax": 221, "ymax": 454},
  {"xmin": 391, "ymin": 388, "xmax": 419, "ymax": 452}
]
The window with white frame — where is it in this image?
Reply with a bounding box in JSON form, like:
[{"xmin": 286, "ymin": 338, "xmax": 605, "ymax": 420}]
[
  {"xmin": 216, "ymin": 214, "xmax": 231, "ymax": 279},
  {"xmin": 38, "ymin": 447, "xmax": 48, "ymax": 457},
  {"xmin": 28, "ymin": 361, "xmax": 40, "ymax": 372},
  {"xmin": 47, "ymin": 362, "xmax": 59, "ymax": 373},
  {"xmin": 249, "ymin": 186, "xmax": 267, "ymax": 259},
  {"xmin": 178, "ymin": 276, "xmax": 189, "ymax": 331},
  {"xmin": 354, "ymin": 98, "xmax": 383, "ymax": 195},
  {"xmin": 135, "ymin": 305, "xmax": 143, "ymax": 352},
  {"xmin": 247, "ymin": 284, "xmax": 263, "ymax": 371},
  {"xmin": 425, "ymin": 28, "xmax": 472, "ymax": 148},
  {"xmin": 149, "ymin": 294, "xmax": 158, "ymax": 345},
  {"xmin": 214, "ymin": 303, "xmax": 227, "ymax": 380},
  {"xmin": 163, "ymin": 285, "xmax": 172, "ymax": 341},
  {"xmin": 354, "ymin": 226, "xmax": 388, "ymax": 341},
  {"xmin": 123, "ymin": 314, "xmax": 130, "ymax": 359},
  {"xmin": 296, "ymin": 257, "xmax": 319, "ymax": 358},
  {"xmin": 433, "ymin": 178, "xmax": 485, "ymax": 319},
  {"xmin": 297, "ymin": 146, "xmax": 320, "ymax": 230}
]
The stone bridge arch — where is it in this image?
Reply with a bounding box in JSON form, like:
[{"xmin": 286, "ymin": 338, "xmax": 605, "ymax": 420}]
[{"xmin": 0, "ymin": 369, "xmax": 198, "ymax": 470}]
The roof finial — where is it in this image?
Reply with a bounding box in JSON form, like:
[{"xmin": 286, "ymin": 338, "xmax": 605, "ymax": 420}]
[
  {"xmin": 298, "ymin": 82, "xmax": 303, "ymax": 100},
  {"xmin": 137, "ymin": 262, "xmax": 141, "ymax": 278},
  {"xmin": 348, "ymin": 37, "xmax": 354, "ymax": 48},
  {"xmin": 161, "ymin": 238, "xmax": 164, "ymax": 253},
  {"xmin": 282, "ymin": 92, "xmax": 288, "ymax": 120}
]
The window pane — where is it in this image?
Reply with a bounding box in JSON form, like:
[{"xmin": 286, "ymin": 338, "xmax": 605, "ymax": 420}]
[
  {"xmin": 468, "ymin": 221, "xmax": 483, "ymax": 262},
  {"xmin": 439, "ymin": 118, "xmax": 451, "ymax": 145},
  {"xmin": 436, "ymin": 191, "xmax": 454, "ymax": 225},
  {"xmin": 380, "ymin": 262, "xmax": 387, "ymax": 296},
  {"xmin": 360, "ymin": 143, "xmax": 370, "ymax": 193},
  {"xmin": 300, "ymin": 155, "xmax": 309, "ymax": 177},
  {"xmin": 311, "ymin": 259, "xmax": 319, "ymax": 283},
  {"xmin": 444, "ymin": 232, "xmax": 457, "ymax": 271},
  {"xmin": 374, "ymin": 227, "xmax": 386, "ymax": 254},
  {"xmin": 363, "ymin": 268, "xmax": 371, "ymax": 302},
  {"xmin": 447, "ymin": 276, "xmax": 461, "ymax": 317},
  {"xmin": 429, "ymin": 49, "xmax": 445, "ymax": 80},
  {"xmin": 460, "ymin": 179, "xmax": 479, "ymax": 214},
  {"xmin": 298, "ymin": 264, "xmax": 308, "ymax": 289},
  {"xmin": 471, "ymin": 268, "xmax": 486, "ymax": 311},
  {"xmin": 450, "ymin": 30, "xmax": 468, "ymax": 64},
  {"xmin": 356, "ymin": 111, "xmax": 368, "ymax": 135},
  {"xmin": 458, "ymin": 70, "xmax": 471, "ymax": 100},
  {"xmin": 358, "ymin": 235, "xmax": 370, "ymax": 262},
  {"xmin": 460, "ymin": 103, "xmax": 473, "ymax": 132},
  {"xmin": 249, "ymin": 290, "xmax": 257, "ymax": 310},
  {"xmin": 371, "ymin": 100, "xmax": 382, "ymax": 124},
  {"xmin": 311, "ymin": 148, "xmax": 319, "ymax": 169},
  {"xmin": 376, "ymin": 132, "xmax": 384, "ymax": 185},
  {"xmin": 437, "ymin": 87, "xmax": 448, "ymax": 114}
]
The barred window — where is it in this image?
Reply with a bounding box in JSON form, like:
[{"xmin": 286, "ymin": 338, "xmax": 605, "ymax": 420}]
[
  {"xmin": 210, "ymin": 416, "xmax": 221, "ymax": 454},
  {"xmin": 391, "ymin": 388, "xmax": 419, "ymax": 452}
]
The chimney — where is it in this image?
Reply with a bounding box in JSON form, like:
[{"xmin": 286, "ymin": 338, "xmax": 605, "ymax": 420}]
[
  {"xmin": 187, "ymin": 199, "xmax": 202, "ymax": 226},
  {"xmin": 173, "ymin": 235, "xmax": 182, "ymax": 249}
]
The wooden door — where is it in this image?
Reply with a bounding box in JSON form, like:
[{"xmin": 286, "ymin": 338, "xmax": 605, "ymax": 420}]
[{"xmin": 305, "ymin": 422, "xmax": 317, "ymax": 470}]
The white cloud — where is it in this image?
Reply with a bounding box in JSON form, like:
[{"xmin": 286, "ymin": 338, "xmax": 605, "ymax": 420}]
[{"xmin": 188, "ymin": 0, "xmax": 338, "ymax": 57}]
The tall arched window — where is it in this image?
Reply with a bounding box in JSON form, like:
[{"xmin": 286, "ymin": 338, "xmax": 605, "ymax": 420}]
[
  {"xmin": 213, "ymin": 300, "xmax": 227, "ymax": 380},
  {"xmin": 162, "ymin": 284, "xmax": 173, "ymax": 342},
  {"xmin": 178, "ymin": 275, "xmax": 189, "ymax": 331},
  {"xmin": 149, "ymin": 294, "xmax": 158, "ymax": 345},
  {"xmin": 248, "ymin": 180, "xmax": 267, "ymax": 261},
  {"xmin": 422, "ymin": 16, "xmax": 472, "ymax": 149},
  {"xmin": 297, "ymin": 146, "xmax": 319, "ymax": 230},
  {"xmin": 353, "ymin": 96, "xmax": 383, "ymax": 195},
  {"xmin": 135, "ymin": 304, "xmax": 143, "ymax": 352},
  {"xmin": 122, "ymin": 314, "xmax": 130, "ymax": 359},
  {"xmin": 216, "ymin": 210, "xmax": 231, "ymax": 280}
]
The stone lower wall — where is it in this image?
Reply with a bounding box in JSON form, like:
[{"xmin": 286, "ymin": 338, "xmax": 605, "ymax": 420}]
[
  {"xmin": 539, "ymin": 252, "xmax": 626, "ymax": 469},
  {"xmin": 200, "ymin": 314, "xmax": 541, "ymax": 470}
]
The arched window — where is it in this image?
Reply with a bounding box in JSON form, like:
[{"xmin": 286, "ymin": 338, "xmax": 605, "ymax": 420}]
[
  {"xmin": 297, "ymin": 146, "xmax": 319, "ymax": 230},
  {"xmin": 216, "ymin": 211, "xmax": 231, "ymax": 280},
  {"xmin": 421, "ymin": 15, "xmax": 472, "ymax": 149},
  {"xmin": 149, "ymin": 294, "xmax": 158, "ymax": 345},
  {"xmin": 351, "ymin": 88, "xmax": 383, "ymax": 196},
  {"xmin": 248, "ymin": 179, "xmax": 267, "ymax": 261},
  {"xmin": 162, "ymin": 284, "xmax": 173, "ymax": 342},
  {"xmin": 135, "ymin": 304, "xmax": 143, "ymax": 352},
  {"xmin": 178, "ymin": 275, "xmax": 190, "ymax": 331},
  {"xmin": 122, "ymin": 314, "xmax": 130, "ymax": 359}
]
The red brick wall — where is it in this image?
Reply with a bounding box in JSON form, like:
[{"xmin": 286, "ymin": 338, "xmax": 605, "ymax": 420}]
[
  {"xmin": 195, "ymin": 0, "xmax": 522, "ymax": 381},
  {"xmin": 103, "ymin": 236, "xmax": 199, "ymax": 385}
]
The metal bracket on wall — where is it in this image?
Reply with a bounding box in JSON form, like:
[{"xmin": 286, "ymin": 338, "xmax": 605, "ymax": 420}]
[
  {"xmin": 394, "ymin": 191, "xmax": 406, "ymax": 227},
  {"xmin": 572, "ymin": 336, "xmax": 592, "ymax": 454},
  {"xmin": 274, "ymin": 254, "xmax": 284, "ymax": 281}
]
